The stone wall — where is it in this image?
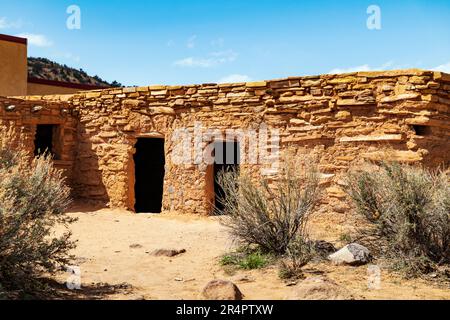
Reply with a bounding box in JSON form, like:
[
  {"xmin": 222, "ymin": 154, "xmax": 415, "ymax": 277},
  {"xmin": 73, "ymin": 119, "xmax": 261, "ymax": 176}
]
[
  {"xmin": 4, "ymin": 69, "xmax": 450, "ymax": 215},
  {"xmin": 0, "ymin": 96, "xmax": 78, "ymax": 184}
]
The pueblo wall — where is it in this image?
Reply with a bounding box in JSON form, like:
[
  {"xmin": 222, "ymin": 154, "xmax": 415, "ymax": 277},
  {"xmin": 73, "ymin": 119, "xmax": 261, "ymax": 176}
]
[
  {"xmin": 6, "ymin": 69, "xmax": 450, "ymax": 215},
  {"xmin": 0, "ymin": 96, "xmax": 78, "ymax": 185}
]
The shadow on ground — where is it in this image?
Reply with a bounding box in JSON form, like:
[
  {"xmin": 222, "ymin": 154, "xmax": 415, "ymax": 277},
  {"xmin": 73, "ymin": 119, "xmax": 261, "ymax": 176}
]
[{"xmin": 4, "ymin": 279, "xmax": 134, "ymax": 300}]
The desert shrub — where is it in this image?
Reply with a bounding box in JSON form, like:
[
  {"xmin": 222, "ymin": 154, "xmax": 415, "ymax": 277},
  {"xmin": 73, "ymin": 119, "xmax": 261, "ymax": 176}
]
[
  {"xmin": 216, "ymin": 156, "xmax": 321, "ymax": 255},
  {"xmin": 278, "ymin": 237, "xmax": 314, "ymax": 280},
  {"xmin": 238, "ymin": 251, "xmax": 271, "ymax": 270},
  {"xmin": 220, "ymin": 247, "xmax": 272, "ymax": 270},
  {"xmin": 346, "ymin": 161, "xmax": 450, "ymax": 277},
  {"xmin": 0, "ymin": 127, "xmax": 75, "ymax": 296}
]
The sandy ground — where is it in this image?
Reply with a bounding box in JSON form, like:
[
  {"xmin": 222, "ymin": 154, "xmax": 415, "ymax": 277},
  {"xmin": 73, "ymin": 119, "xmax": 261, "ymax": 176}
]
[{"xmin": 53, "ymin": 205, "xmax": 450, "ymax": 300}]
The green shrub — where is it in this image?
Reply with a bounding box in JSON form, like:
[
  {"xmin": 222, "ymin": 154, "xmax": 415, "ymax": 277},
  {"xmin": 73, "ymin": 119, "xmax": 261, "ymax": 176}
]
[
  {"xmin": 0, "ymin": 127, "xmax": 75, "ymax": 297},
  {"xmin": 239, "ymin": 252, "xmax": 271, "ymax": 270},
  {"xmin": 220, "ymin": 248, "xmax": 272, "ymax": 270},
  {"xmin": 346, "ymin": 161, "xmax": 450, "ymax": 277},
  {"xmin": 220, "ymin": 254, "xmax": 239, "ymax": 266}
]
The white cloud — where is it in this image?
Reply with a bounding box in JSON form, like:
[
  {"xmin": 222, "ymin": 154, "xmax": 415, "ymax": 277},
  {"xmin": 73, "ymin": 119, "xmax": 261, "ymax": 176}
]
[
  {"xmin": 218, "ymin": 74, "xmax": 252, "ymax": 84},
  {"xmin": 174, "ymin": 50, "xmax": 238, "ymax": 68},
  {"xmin": 329, "ymin": 61, "xmax": 398, "ymax": 74},
  {"xmin": 329, "ymin": 64, "xmax": 372, "ymax": 74},
  {"xmin": 15, "ymin": 33, "xmax": 53, "ymax": 47},
  {"xmin": 432, "ymin": 62, "xmax": 450, "ymax": 73},
  {"xmin": 187, "ymin": 35, "xmax": 197, "ymax": 49},
  {"xmin": 0, "ymin": 17, "xmax": 22, "ymax": 29}
]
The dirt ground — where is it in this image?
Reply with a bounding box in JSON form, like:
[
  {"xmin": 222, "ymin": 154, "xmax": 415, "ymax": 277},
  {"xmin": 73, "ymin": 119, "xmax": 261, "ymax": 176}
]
[{"xmin": 52, "ymin": 205, "xmax": 450, "ymax": 300}]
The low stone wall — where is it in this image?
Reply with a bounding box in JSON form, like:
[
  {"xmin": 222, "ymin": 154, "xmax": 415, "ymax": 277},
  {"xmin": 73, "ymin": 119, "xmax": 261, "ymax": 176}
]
[{"xmin": 4, "ymin": 69, "xmax": 450, "ymax": 215}]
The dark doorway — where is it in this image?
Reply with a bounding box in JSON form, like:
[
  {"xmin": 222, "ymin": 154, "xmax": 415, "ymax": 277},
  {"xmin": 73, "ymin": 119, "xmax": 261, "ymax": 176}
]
[
  {"xmin": 412, "ymin": 125, "xmax": 431, "ymax": 136},
  {"xmin": 134, "ymin": 138, "xmax": 165, "ymax": 213},
  {"xmin": 214, "ymin": 141, "xmax": 240, "ymax": 213},
  {"xmin": 34, "ymin": 124, "xmax": 57, "ymax": 158}
]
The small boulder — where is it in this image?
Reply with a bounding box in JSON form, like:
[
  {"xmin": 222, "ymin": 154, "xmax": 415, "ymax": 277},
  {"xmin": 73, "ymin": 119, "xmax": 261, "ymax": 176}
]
[
  {"xmin": 328, "ymin": 243, "xmax": 371, "ymax": 266},
  {"xmin": 151, "ymin": 249, "xmax": 186, "ymax": 257},
  {"xmin": 202, "ymin": 280, "xmax": 243, "ymax": 300},
  {"xmin": 287, "ymin": 276, "xmax": 353, "ymax": 300}
]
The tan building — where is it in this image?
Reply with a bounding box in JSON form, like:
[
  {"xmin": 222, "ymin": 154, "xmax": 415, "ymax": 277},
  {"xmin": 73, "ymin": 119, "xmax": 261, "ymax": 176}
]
[
  {"xmin": 0, "ymin": 34, "xmax": 28, "ymax": 96},
  {"xmin": 0, "ymin": 33, "xmax": 107, "ymax": 96},
  {"xmin": 1, "ymin": 70, "xmax": 449, "ymax": 215}
]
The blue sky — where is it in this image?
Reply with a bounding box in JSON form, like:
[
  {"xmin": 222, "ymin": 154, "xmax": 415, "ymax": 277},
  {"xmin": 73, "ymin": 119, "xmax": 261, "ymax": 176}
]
[{"xmin": 1, "ymin": 0, "xmax": 449, "ymax": 86}]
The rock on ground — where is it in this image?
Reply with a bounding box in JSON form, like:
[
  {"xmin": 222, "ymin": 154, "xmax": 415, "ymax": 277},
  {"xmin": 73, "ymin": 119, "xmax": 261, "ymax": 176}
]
[
  {"xmin": 328, "ymin": 243, "xmax": 371, "ymax": 266},
  {"xmin": 287, "ymin": 276, "xmax": 354, "ymax": 300},
  {"xmin": 202, "ymin": 280, "xmax": 243, "ymax": 300},
  {"xmin": 151, "ymin": 249, "xmax": 186, "ymax": 257}
]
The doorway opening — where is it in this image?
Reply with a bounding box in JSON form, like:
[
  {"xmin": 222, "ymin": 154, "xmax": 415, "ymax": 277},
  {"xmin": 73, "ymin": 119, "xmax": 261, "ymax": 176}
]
[
  {"xmin": 134, "ymin": 138, "xmax": 165, "ymax": 213},
  {"xmin": 213, "ymin": 141, "xmax": 240, "ymax": 213},
  {"xmin": 34, "ymin": 124, "xmax": 59, "ymax": 159},
  {"xmin": 412, "ymin": 125, "xmax": 431, "ymax": 136}
]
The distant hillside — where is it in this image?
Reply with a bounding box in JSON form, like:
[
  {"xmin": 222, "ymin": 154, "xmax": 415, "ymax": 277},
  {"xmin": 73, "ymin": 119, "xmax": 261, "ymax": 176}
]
[{"xmin": 28, "ymin": 57, "xmax": 122, "ymax": 88}]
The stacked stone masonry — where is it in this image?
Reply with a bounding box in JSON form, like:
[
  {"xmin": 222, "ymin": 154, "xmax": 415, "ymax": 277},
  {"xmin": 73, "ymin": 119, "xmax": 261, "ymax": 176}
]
[{"xmin": 1, "ymin": 69, "xmax": 449, "ymax": 215}]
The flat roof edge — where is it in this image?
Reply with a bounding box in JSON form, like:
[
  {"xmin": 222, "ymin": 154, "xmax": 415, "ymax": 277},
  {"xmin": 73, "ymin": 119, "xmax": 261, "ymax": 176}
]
[{"xmin": 0, "ymin": 33, "xmax": 27, "ymax": 45}]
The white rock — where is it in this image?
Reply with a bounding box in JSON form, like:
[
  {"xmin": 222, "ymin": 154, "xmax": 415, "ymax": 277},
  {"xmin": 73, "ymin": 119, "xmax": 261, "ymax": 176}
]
[{"xmin": 328, "ymin": 243, "xmax": 371, "ymax": 266}]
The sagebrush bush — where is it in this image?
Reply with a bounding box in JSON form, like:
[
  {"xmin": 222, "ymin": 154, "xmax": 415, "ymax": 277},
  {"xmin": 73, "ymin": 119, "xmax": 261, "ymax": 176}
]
[
  {"xmin": 346, "ymin": 161, "xmax": 450, "ymax": 277},
  {"xmin": 0, "ymin": 127, "xmax": 75, "ymax": 296},
  {"xmin": 278, "ymin": 237, "xmax": 314, "ymax": 280},
  {"xmin": 216, "ymin": 155, "xmax": 321, "ymax": 255}
]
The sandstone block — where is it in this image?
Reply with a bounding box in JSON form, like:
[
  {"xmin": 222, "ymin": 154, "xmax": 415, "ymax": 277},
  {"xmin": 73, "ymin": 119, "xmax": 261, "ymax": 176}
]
[
  {"xmin": 149, "ymin": 85, "xmax": 167, "ymax": 90},
  {"xmin": 380, "ymin": 93, "xmax": 420, "ymax": 103},
  {"xmin": 337, "ymin": 99, "xmax": 375, "ymax": 106},
  {"xmin": 335, "ymin": 111, "xmax": 352, "ymax": 120},
  {"xmin": 123, "ymin": 87, "xmax": 137, "ymax": 93},
  {"xmin": 339, "ymin": 134, "xmax": 403, "ymax": 143},
  {"xmin": 123, "ymin": 99, "xmax": 145, "ymax": 108},
  {"xmin": 86, "ymin": 92, "xmax": 101, "ymax": 99},
  {"xmin": 362, "ymin": 150, "xmax": 423, "ymax": 163},
  {"xmin": 246, "ymin": 81, "xmax": 267, "ymax": 88},
  {"xmin": 148, "ymin": 107, "xmax": 175, "ymax": 115},
  {"xmin": 202, "ymin": 280, "xmax": 243, "ymax": 300},
  {"xmin": 150, "ymin": 90, "xmax": 168, "ymax": 96},
  {"xmin": 328, "ymin": 77, "xmax": 357, "ymax": 84}
]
